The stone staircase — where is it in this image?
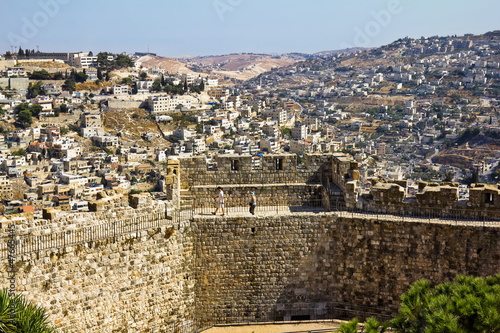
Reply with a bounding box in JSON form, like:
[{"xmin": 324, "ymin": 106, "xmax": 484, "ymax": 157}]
[
  {"xmin": 179, "ymin": 188, "xmax": 193, "ymax": 210},
  {"xmin": 328, "ymin": 183, "xmax": 345, "ymax": 209}
]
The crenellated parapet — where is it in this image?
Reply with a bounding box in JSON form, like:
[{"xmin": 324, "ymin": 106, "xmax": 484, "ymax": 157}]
[
  {"xmin": 359, "ymin": 179, "xmax": 500, "ymax": 220},
  {"xmin": 468, "ymin": 184, "xmax": 500, "ymax": 208}
]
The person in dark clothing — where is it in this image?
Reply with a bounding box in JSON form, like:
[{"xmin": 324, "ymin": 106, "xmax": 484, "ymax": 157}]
[{"xmin": 249, "ymin": 192, "xmax": 256, "ymax": 215}]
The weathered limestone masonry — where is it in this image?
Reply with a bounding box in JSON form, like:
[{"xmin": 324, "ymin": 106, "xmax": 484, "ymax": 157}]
[
  {"xmin": 0, "ymin": 153, "xmax": 499, "ymax": 332},
  {"xmin": 192, "ymin": 214, "xmax": 500, "ymax": 325},
  {"xmin": 176, "ymin": 153, "xmax": 356, "ymax": 207},
  {"xmin": 0, "ymin": 192, "xmax": 195, "ymax": 333}
]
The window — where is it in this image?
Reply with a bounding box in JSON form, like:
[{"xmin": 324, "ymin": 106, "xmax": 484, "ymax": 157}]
[
  {"xmin": 276, "ymin": 158, "xmax": 283, "ymax": 170},
  {"xmin": 485, "ymin": 192, "xmax": 494, "ymax": 204},
  {"xmin": 231, "ymin": 159, "xmax": 239, "ymax": 171}
]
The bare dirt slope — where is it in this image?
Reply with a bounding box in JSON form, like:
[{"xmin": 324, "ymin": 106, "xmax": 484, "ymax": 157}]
[
  {"xmin": 137, "ymin": 55, "xmax": 195, "ymax": 75},
  {"xmin": 102, "ymin": 109, "xmax": 168, "ymax": 147},
  {"xmin": 184, "ymin": 54, "xmax": 303, "ymax": 81},
  {"xmin": 140, "ymin": 53, "xmax": 305, "ymax": 81}
]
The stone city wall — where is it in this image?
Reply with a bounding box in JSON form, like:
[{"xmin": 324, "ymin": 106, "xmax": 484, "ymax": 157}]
[
  {"xmin": 0, "ymin": 194, "xmax": 195, "ymax": 333},
  {"xmin": 0, "ymin": 198, "xmax": 499, "ymax": 332},
  {"xmin": 192, "ymin": 214, "xmax": 500, "ymax": 326}
]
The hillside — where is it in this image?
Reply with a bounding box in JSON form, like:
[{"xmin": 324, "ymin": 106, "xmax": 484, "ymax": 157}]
[
  {"xmin": 136, "ymin": 55, "xmax": 195, "ymax": 75},
  {"xmin": 137, "ymin": 53, "xmax": 308, "ymax": 81},
  {"xmin": 102, "ymin": 109, "xmax": 168, "ymax": 148},
  {"xmin": 179, "ymin": 53, "xmax": 305, "ymax": 80},
  {"xmin": 433, "ymin": 133, "xmax": 500, "ymax": 168}
]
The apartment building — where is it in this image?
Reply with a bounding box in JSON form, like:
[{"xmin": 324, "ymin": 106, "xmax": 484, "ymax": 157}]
[{"xmin": 147, "ymin": 95, "xmax": 192, "ymax": 114}]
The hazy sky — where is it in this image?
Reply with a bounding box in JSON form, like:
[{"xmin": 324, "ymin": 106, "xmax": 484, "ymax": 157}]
[{"xmin": 1, "ymin": 0, "xmax": 499, "ymax": 57}]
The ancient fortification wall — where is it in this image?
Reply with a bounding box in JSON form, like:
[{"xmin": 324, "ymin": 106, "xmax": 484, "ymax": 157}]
[
  {"xmin": 0, "ymin": 193, "xmax": 196, "ymax": 333},
  {"xmin": 0, "ymin": 200, "xmax": 499, "ymax": 332},
  {"xmin": 192, "ymin": 214, "xmax": 500, "ymax": 326},
  {"xmin": 0, "ymin": 153, "xmax": 499, "ymax": 332}
]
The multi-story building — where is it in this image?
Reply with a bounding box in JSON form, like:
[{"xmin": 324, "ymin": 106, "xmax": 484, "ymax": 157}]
[
  {"xmin": 111, "ymin": 85, "xmax": 130, "ymax": 95},
  {"xmin": 69, "ymin": 52, "xmax": 98, "ymax": 68},
  {"xmin": 6, "ymin": 67, "xmax": 26, "ymax": 77},
  {"xmin": 147, "ymin": 95, "xmax": 192, "ymax": 114},
  {"xmin": 0, "ymin": 174, "xmax": 13, "ymax": 201},
  {"xmin": 80, "ymin": 113, "xmax": 104, "ymax": 138},
  {"xmin": 41, "ymin": 84, "xmax": 62, "ymax": 95},
  {"xmin": 291, "ymin": 124, "xmax": 308, "ymax": 140},
  {"xmin": 261, "ymin": 108, "xmax": 287, "ymax": 125},
  {"xmin": 92, "ymin": 136, "xmax": 119, "ymax": 148}
]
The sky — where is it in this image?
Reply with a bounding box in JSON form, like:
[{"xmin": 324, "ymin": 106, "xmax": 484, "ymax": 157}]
[{"xmin": 1, "ymin": 0, "xmax": 499, "ymax": 57}]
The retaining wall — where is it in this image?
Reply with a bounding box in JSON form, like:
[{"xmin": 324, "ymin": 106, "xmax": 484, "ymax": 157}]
[{"xmin": 1, "ymin": 208, "xmax": 499, "ymax": 332}]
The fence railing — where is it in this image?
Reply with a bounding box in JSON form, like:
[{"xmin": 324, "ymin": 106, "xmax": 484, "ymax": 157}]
[
  {"xmin": 0, "ymin": 211, "xmax": 173, "ymax": 260},
  {"xmin": 195, "ymin": 301, "xmax": 396, "ymax": 332},
  {"xmin": 331, "ymin": 202, "xmax": 500, "ymax": 226},
  {"xmin": 193, "ymin": 199, "xmax": 326, "ymax": 216},
  {"xmin": 190, "ymin": 197, "xmax": 500, "ymax": 226}
]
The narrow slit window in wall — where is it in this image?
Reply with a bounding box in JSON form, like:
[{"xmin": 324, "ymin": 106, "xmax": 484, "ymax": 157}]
[
  {"xmin": 231, "ymin": 159, "xmax": 239, "ymax": 171},
  {"xmin": 276, "ymin": 158, "xmax": 283, "ymax": 170}
]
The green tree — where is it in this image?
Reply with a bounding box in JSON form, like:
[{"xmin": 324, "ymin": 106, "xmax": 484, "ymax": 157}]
[
  {"xmin": 12, "ymin": 148, "xmax": 26, "ymax": 156},
  {"xmin": 120, "ymin": 77, "xmax": 133, "ymax": 85},
  {"xmin": 97, "ymin": 52, "xmax": 115, "ymax": 70},
  {"xmin": 281, "ymin": 127, "xmax": 292, "ymax": 139},
  {"xmin": 18, "ymin": 110, "xmax": 33, "ymax": 128},
  {"xmin": 0, "ymin": 289, "xmax": 57, "ymax": 333},
  {"xmin": 115, "ymin": 54, "xmax": 133, "ymax": 68},
  {"xmin": 62, "ymin": 78, "xmax": 76, "ymax": 92},
  {"xmin": 392, "ymin": 275, "xmax": 500, "ymax": 333},
  {"xmin": 29, "ymin": 70, "xmax": 51, "ymax": 80},
  {"xmin": 27, "ymin": 81, "xmax": 45, "ymax": 99},
  {"xmin": 97, "ymin": 68, "xmax": 103, "ymax": 80},
  {"xmin": 74, "ymin": 71, "xmax": 88, "ymax": 83},
  {"xmin": 59, "ymin": 104, "xmax": 69, "ymax": 113},
  {"xmin": 337, "ymin": 318, "xmax": 359, "ymax": 333},
  {"xmin": 335, "ymin": 317, "xmax": 388, "ymax": 333},
  {"xmin": 52, "ymin": 72, "xmax": 64, "ymax": 80},
  {"xmin": 15, "ymin": 103, "xmax": 29, "ymax": 112},
  {"xmin": 150, "ymin": 79, "xmax": 162, "ymax": 92},
  {"xmin": 195, "ymin": 123, "xmax": 204, "ymax": 134},
  {"xmin": 29, "ymin": 104, "xmax": 43, "ymax": 118},
  {"xmin": 59, "ymin": 127, "xmax": 69, "ymax": 135}
]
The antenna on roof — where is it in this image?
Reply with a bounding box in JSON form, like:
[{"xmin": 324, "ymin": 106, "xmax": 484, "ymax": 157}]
[{"xmin": 36, "ymin": 45, "xmax": 39, "ymax": 52}]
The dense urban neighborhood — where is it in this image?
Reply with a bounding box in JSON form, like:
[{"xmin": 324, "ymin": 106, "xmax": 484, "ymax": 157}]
[{"xmin": 0, "ymin": 31, "xmax": 499, "ymax": 214}]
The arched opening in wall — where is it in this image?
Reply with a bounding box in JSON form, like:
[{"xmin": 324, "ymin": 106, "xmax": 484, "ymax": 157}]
[{"xmin": 291, "ymin": 314, "xmax": 311, "ymax": 321}]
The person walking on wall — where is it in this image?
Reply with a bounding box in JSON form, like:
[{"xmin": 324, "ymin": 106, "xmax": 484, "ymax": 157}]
[
  {"xmin": 249, "ymin": 192, "xmax": 256, "ymax": 215},
  {"xmin": 212, "ymin": 187, "xmax": 225, "ymax": 216}
]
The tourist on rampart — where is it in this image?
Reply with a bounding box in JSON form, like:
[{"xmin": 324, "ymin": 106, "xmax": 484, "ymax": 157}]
[
  {"xmin": 249, "ymin": 192, "xmax": 257, "ymax": 215},
  {"xmin": 212, "ymin": 187, "xmax": 225, "ymax": 216}
]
